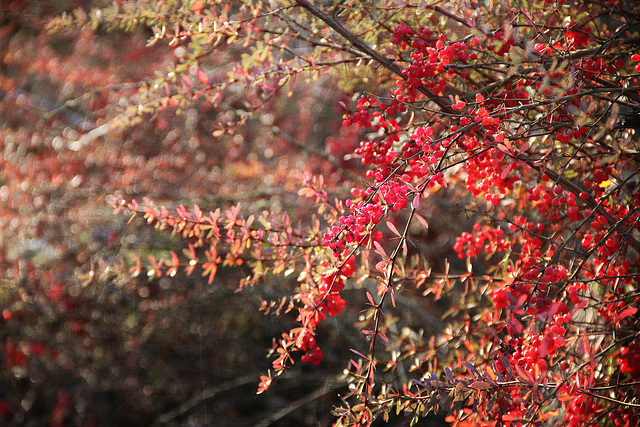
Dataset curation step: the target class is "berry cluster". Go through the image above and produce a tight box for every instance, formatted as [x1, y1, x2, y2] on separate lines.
[565, 22, 592, 48]
[564, 391, 602, 427]
[454, 223, 512, 259]
[620, 341, 640, 375]
[633, 53, 640, 72]
[293, 258, 355, 366]
[395, 30, 478, 95]
[323, 201, 384, 254]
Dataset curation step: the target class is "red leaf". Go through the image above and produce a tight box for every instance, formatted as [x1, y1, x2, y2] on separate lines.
[379, 332, 389, 344]
[579, 334, 591, 356]
[182, 75, 192, 92]
[375, 260, 388, 272]
[366, 291, 376, 306]
[614, 307, 637, 323]
[412, 194, 420, 209]
[500, 162, 514, 180]
[386, 220, 401, 237]
[373, 240, 387, 258]
[414, 213, 429, 230]
[350, 348, 367, 359]
[197, 68, 209, 85]
[514, 364, 534, 385]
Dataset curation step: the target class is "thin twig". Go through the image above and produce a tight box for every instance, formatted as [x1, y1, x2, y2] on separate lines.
[154, 375, 256, 424]
[251, 381, 344, 427]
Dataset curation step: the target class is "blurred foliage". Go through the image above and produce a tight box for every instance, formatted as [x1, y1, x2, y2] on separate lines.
[0, 0, 451, 425]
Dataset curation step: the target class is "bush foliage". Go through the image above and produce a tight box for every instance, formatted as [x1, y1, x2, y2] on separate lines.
[2, 0, 640, 426]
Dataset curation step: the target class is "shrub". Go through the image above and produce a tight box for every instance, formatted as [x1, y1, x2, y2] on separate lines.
[2, 0, 639, 425]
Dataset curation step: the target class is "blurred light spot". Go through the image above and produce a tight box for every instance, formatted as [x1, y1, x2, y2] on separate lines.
[70, 175, 83, 188]
[52, 136, 65, 151]
[175, 46, 186, 58]
[261, 113, 274, 126]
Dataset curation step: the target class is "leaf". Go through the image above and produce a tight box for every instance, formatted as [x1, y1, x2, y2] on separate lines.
[517, 141, 530, 155]
[487, 326, 501, 342]
[396, 400, 405, 415]
[376, 260, 389, 272]
[211, 91, 222, 104]
[386, 220, 401, 237]
[412, 379, 427, 388]
[373, 240, 387, 258]
[579, 333, 591, 356]
[378, 332, 389, 344]
[500, 162, 514, 180]
[445, 367, 454, 382]
[514, 364, 534, 386]
[203, 263, 218, 284]
[496, 141, 515, 156]
[541, 409, 560, 420]
[366, 291, 376, 306]
[614, 306, 637, 323]
[502, 413, 522, 422]
[574, 299, 589, 311]
[412, 194, 420, 209]
[486, 392, 497, 413]
[350, 348, 367, 359]
[422, 394, 436, 414]
[499, 355, 514, 378]
[470, 381, 492, 390]
[414, 213, 429, 230]
[182, 75, 192, 92]
[197, 68, 209, 85]
[464, 362, 481, 378]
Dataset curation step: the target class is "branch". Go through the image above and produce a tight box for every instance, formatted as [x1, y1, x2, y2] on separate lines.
[294, 0, 454, 114]
[521, 160, 640, 255]
[578, 389, 640, 408]
[251, 380, 344, 427]
[155, 375, 256, 424]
